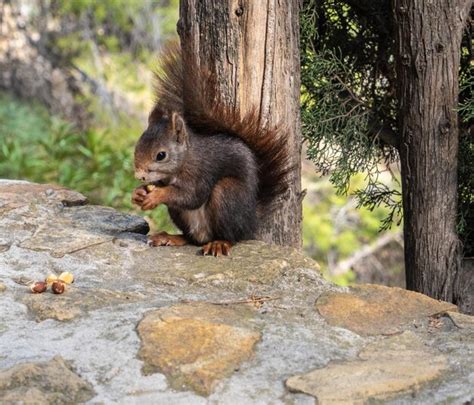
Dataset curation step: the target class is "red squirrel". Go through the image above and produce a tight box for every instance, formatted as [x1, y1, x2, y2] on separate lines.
[132, 46, 289, 256]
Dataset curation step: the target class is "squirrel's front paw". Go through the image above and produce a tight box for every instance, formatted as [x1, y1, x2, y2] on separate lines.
[132, 186, 147, 206]
[141, 191, 162, 210]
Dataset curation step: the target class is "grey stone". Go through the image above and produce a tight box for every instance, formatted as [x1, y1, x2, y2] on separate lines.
[0, 180, 473, 404]
[0, 180, 148, 257]
[0, 356, 94, 404]
[444, 311, 474, 329]
[286, 331, 448, 403]
[21, 286, 146, 321]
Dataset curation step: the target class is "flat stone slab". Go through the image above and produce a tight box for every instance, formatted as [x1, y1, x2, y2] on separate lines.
[286, 331, 448, 403]
[18, 205, 149, 257]
[0, 179, 148, 257]
[138, 302, 261, 396]
[0, 356, 95, 403]
[316, 284, 457, 336]
[0, 180, 88, 209]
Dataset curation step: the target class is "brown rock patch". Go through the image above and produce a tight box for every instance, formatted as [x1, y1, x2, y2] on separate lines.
[0, 356, 95, 403]
[316, 284, 457, 336]
[137, 302, 261, 396]
[286, 331, 448, 403]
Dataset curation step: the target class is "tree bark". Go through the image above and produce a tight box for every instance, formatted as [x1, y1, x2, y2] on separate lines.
[393, 0, 472, 304]
[178, 0, 303, 247]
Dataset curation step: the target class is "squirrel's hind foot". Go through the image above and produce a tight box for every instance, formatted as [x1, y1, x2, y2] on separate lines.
[148, 232, 188, 247]
[202, 240, 232, 257]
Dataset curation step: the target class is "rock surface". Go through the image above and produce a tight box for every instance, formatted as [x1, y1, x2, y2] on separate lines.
[22, 287, 145, 322]
[0, 356, 95, 403]
[286, 331, 448, 403]
[1, 180, 473, 404]
[315, 284, 457, 336]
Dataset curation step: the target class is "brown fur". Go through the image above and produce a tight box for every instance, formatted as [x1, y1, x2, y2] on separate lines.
[133, 44, 290, 249]
[151, 44, 290, 207]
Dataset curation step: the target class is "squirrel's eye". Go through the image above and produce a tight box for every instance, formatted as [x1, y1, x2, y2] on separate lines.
[156, 151, 167, 161]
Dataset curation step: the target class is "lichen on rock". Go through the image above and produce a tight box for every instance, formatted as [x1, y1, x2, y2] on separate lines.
[137, 302, 261, 396]
[315, 284, 457, 336]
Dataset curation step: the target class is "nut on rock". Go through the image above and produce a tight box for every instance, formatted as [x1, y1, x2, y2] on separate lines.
[30, 281, 47, 294]
[58, 272, 74, 284]
[47, 272, 74, 286]
[46, 274, 57, 286]
[52, 280, 66, 294]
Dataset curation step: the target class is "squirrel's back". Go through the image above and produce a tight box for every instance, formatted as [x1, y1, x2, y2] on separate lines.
[150, 44, 289, 208]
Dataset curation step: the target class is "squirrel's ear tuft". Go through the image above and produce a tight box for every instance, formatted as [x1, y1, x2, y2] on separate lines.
[148, 106, 167, 125]
[171, 111, 187, 143]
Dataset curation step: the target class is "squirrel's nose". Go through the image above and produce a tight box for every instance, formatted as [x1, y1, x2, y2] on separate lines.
[134, 171, 147, 182]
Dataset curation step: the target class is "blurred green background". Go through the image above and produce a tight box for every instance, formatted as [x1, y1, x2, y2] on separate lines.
[0, 0, 404, 286]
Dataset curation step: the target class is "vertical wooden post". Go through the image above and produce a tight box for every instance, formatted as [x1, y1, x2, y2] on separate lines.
[393, 0, 471, 303]
[178, 0, 303, 247]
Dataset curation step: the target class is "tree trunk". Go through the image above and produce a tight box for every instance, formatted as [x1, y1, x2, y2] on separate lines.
[393, 0, 471, 304]
[178, 0, 303, 247]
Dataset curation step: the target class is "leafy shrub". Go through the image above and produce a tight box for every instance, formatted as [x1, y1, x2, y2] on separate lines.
[0, 91, 174, 232]
[302, 172, 400, 284]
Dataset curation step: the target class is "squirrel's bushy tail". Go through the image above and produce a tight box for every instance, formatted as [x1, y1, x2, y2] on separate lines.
[151, 44, 290, 207]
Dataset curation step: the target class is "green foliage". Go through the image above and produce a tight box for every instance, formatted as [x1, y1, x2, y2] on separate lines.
[301, 0, 473, 254]
[0, 1, 181, 234]
[0, 2, 184, 237]
[74, 51, 154, 117]
[155, 0, 180, 41]
[0, 92, 174, 232]
[330, 270, 356, 287]
[300, 1, 406, 282]
[301, 2, 401, 230]
[458, 68, 474, 254]
[302, 173, 400, 284]
[49, 0, 179, 61]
